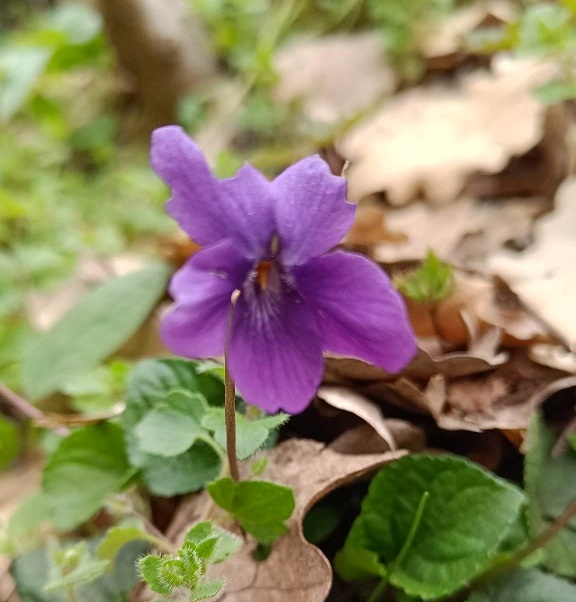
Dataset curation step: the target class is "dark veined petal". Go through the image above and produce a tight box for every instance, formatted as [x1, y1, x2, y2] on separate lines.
[272, 155, 355, 266]
[293, 251, 417, 373]
[228, 287, 324, 414]
[161, 241, 251, 358]
[151, 126, 276, 259]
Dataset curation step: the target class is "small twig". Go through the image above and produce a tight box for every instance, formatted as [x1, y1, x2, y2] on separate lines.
[0, 382, 69, 436]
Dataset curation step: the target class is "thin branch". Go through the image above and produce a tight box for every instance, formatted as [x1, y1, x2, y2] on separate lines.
[0, 382, 69, 436]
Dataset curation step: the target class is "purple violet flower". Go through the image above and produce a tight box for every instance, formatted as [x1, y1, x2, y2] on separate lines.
[152, 126, 416, 414]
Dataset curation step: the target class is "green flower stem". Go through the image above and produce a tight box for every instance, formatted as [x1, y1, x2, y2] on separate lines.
[367, 491, 430, 602]
[393, 491, 430, 570]
[366, 575, 389, 602]
[471, 493, 576, 588]
[66, 586, 79, 602]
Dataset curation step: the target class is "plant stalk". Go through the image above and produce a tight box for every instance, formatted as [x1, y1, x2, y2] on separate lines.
[224, 362, 240, 481]
[224, 292, 240, 481]
[366, 576, 389, 602]
[471, 493, 576, 588]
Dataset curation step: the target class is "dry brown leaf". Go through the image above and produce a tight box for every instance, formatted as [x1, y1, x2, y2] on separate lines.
[420, 1, 516, 60]
[530, 344, 576, 373]
[155, 439, 405, 602]
[420, 351, 569, 431]
[344, 202, 407, 249]
[489, 177, 576, 351]
[274, 33, 396, 124]
[325, 344, 506, 389]
[339, 56, 553, 204]
[329, 422, 426, 455]
[318, 386, 398, 449]
[362, 197, 547, 265]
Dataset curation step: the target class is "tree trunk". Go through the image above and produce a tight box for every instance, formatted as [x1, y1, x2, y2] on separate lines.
[96, 0, 217, 138]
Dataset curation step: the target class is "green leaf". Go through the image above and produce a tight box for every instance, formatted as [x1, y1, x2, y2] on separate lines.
[0, 413, 21, 470]
[344, 454, 526, 600]
[0, 46, 50, 122]
[42, 423, 134, 530]
[516, 3, 572, 54]
[202, 409, 288, 460]
[466, 568, 576, 601]
[135, 406, 201, 457]
[534, 80, 576, 104]
[190, 579, 225, 601]
[207, 478, 295, 544]
[45, 558, 110, 591]
[2, 492, 51, 555]
[525, 414, 576, 577]
[124, 361, 222, 495]
[184, 521, 242, 563]
[97, 520, 153, 561]
[334, 545, 388, 581]
[22, 263, 171, 401]
[396, 249, 454, 304]
[303, 497, 345, 546]
[139, 440, 222, 497]
[12, 540, 146, 602]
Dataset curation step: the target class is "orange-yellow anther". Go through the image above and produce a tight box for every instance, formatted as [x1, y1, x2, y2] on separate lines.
[256, 260, 273, 290]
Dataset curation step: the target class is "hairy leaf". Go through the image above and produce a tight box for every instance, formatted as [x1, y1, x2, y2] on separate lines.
[22, 263, 171, 400]
[42, 423, 134, 529]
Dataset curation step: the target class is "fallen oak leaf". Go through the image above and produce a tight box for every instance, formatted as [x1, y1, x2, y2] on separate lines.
[339, 55, 553, 204]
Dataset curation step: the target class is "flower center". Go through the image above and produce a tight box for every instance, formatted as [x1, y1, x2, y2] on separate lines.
[256, 260, 273, 290]
[251, 234, 282, 295]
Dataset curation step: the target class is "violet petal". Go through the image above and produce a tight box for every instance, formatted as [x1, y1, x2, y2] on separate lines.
[293, 251, 417, 373]
[151, 126, 276, 258]
[161, 241, 251, 358]
[228, 287, 324, 413]
[272, 155, 355, 265]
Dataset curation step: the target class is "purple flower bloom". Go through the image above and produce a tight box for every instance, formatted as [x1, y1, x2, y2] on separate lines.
[152, 126, 416, 414]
